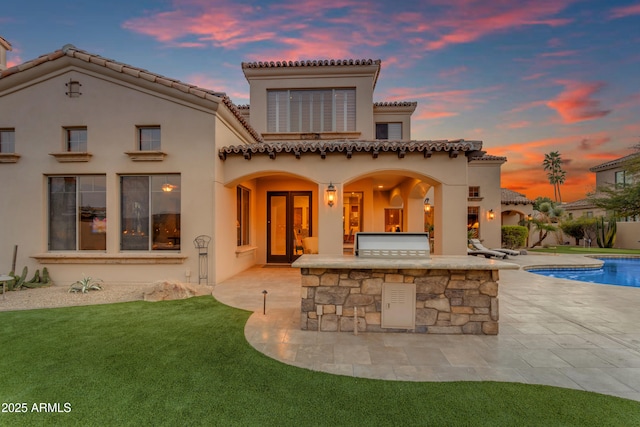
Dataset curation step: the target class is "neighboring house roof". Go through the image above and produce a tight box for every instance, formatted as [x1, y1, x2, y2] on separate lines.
[219, 139, 482, 160]
[0, 36, 12, 51]
[501, 188, 534, 205]
[562, 198, 596, 210]
[589, 152, 640, 172]
[0, 44, 263, 143]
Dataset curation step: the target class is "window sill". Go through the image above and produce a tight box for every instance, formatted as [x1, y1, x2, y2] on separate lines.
[32, 253, 187, 264]
[0, 153, 21, 163]
[125, 150, 167, 161]
[235, 246, 257, 257]
[468, 197, 483, 202]
[49, 152, 92, 162]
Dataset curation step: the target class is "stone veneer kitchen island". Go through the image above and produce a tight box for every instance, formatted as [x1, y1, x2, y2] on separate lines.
[291, 255, 519, 335]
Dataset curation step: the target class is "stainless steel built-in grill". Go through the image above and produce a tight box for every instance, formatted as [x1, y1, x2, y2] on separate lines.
[354, 232, 430, 258]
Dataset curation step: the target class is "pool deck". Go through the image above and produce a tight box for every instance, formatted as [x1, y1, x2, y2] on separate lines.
[213, 253, 640, 402]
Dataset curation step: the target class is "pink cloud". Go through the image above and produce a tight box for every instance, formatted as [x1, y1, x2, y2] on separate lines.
[498, 121, 531, 129]
[609, 3, 640, 19]
[539, 50, 578, 58]
[438, 66, 468, 79]
[521, 73, 546, 81]
[546, 80, 611, 123]
[421, 1, 574, 51]
[121, 0, 576, 62]
[415, 110, 458, 120]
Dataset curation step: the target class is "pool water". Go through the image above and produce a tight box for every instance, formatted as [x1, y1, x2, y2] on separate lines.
[530, 258, 640, 288]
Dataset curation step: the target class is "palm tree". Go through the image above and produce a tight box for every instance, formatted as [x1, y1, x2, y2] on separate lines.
[543, 151, 566, 203]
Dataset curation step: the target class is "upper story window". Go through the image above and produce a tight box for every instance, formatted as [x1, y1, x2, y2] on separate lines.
[376, 123, 402, 140]
[0, 129, 15, 153]
[65, 128, 87, 152]
[139, 126, 161, 151]
[267, 89, 355, 133]
[615, 170, 629, 188]
[469, 186, 480, 198]
[48, 175, 106, 251]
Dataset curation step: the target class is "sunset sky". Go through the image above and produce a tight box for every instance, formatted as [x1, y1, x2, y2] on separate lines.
[3, 0, 639, 202]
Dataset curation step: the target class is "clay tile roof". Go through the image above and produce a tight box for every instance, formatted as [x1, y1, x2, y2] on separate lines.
[501, 188, 534, 205]
[373, 101, 417, 107]
[219, 139, 483, 160]
[241, 58, 381, 69]
[0, 36, 12, 51]
[0, 44, 262, 143]
[469, 152, 507, 162]
[589, 152, 640, 172]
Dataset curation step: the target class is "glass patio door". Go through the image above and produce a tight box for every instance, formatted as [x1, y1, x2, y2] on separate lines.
[267, 191, 311, 263]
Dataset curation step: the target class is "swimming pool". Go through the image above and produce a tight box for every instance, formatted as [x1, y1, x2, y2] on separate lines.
[529, 258, 640, 288]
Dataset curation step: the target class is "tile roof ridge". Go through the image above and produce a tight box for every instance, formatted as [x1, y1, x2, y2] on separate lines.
[374, 101, 417, 107]
[241, 58, 381, 69]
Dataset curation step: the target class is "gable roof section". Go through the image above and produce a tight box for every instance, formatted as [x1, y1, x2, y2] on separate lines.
[501, 188, 533, 205]
[219, 139, 482, 160]
[0, 36, 11, 51]
[589, 152, 640, 172]
[0, 44, 263, 143]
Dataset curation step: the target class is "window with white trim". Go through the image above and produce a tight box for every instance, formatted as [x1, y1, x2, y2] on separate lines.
[267, 89, 355, 133]
[138, 126, 161, 151]
[0, 129, 15, 153]
[376, 123, 402, 140]
[65, 127, 87, 152]
[121, 174, 181, 251]
[48, 175, 106, 251]
[237, 186, 250, 246]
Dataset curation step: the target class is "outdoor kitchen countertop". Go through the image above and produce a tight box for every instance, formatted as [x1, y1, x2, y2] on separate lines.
[291, 254, 520, 270]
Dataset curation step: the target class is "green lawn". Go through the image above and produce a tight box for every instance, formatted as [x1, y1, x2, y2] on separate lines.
[530, 246, 640, 255]
[1, 297, 639, 426]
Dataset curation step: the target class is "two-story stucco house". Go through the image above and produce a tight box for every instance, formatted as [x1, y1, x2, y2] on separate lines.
[0, 43, 506, 285]
[561, 152, 640, 249]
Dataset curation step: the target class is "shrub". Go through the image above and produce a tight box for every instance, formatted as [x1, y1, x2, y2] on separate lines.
[501, 225, 528, 249]
[69, 275, 103, 293]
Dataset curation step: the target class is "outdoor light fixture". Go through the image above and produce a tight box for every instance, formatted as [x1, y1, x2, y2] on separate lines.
[488, 209, 495, 220]
[424, 197, 431, 213]
[326, 182, 336, 207]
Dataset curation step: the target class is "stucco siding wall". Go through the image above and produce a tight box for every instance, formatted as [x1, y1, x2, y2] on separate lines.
[0, 68, 224, 285]
[467, 162, 502, 249]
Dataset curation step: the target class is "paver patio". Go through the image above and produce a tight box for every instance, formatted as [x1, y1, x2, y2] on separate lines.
[213, 254, 640, 402]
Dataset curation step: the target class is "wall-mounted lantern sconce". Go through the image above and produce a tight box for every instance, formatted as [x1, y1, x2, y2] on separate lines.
[526, 214, 533, 221]
[488, 209, 495, 220]
[326, 182, 336, 207]
[423, 197, 431, 213]
[65, 79, 82, 97]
